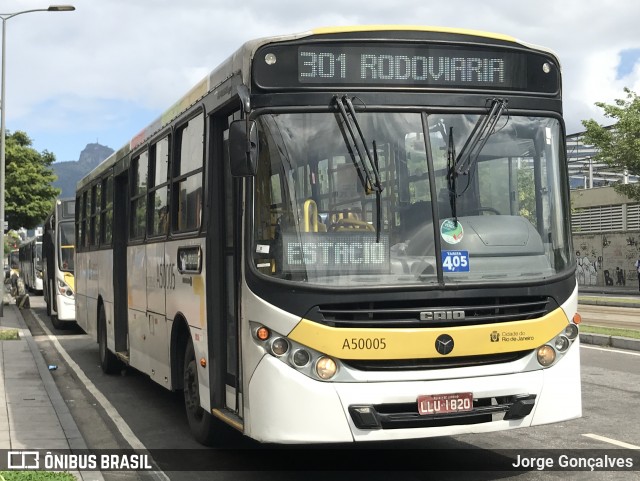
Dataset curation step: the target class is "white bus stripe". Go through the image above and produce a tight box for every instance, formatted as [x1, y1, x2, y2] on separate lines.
[33, 312, 171, 481]
[582, 433, 640, 449]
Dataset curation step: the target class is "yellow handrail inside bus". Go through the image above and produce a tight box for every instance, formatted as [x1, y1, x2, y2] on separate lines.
[303, 199, 319, 233]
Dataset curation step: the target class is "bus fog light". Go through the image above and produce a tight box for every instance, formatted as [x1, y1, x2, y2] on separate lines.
[564, 323, 579, 340]
[537, 345, 556, 367]
[271, 338, 289, 356]
[292, 349, 310, 367]
[315, 356, 337, 380]
[554, 336, 570, 352]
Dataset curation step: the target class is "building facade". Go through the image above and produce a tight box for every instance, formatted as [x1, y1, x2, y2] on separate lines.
[568, 128, 640, 288]
[571, 187, 640, 288]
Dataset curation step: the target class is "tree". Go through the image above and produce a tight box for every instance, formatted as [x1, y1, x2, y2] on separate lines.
[581, 87, 640, 201]
[3, 230, 20, 257]
[5, 131, 61, 229]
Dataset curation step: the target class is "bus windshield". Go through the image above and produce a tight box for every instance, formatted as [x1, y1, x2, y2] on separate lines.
[35, 244, 43, 270]
[59, 222, 75, 272]
[252, 110, 571, 287]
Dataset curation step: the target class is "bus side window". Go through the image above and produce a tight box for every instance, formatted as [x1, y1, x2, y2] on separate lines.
[173, 113, 204, 232]
[130, 151, 148, 240]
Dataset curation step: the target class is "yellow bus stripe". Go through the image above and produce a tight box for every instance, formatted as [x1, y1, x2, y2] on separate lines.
[288, 308, 569, 360]
[63, 272, 75, 292]
[310, 25, 517, 43]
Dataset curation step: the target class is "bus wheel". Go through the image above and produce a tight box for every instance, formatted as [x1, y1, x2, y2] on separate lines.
[183, 337, 217, 446]
[99, 307, 121, 374]
[51, 315, 64, 330]
[45, 284, 51, 317]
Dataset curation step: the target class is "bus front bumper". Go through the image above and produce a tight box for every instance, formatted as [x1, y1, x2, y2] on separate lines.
[245, 340, 581, 444]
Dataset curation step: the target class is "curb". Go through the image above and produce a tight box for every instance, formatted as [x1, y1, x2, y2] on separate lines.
[580, 332, 640, 351]
[13, 305, 105, 481]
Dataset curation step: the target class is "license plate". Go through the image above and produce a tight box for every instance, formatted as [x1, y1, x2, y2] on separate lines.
[417, 392, 473, 415]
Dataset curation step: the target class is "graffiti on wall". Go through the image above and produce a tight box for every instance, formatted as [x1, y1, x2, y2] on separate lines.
[574, 233, 640, 288]
[576, 250, 600, 286]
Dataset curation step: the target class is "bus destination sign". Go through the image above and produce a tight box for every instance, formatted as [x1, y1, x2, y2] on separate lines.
[253, 43, 558, 93]
[299, 46, 515, 87]
[282, 232, 390, 274]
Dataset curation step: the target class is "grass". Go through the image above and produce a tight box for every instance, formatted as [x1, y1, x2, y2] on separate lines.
[578, 296, 640, 307]
[580, 325, 640, 340]
[0, 473, 77, 481]
[0, 328, 19, 340]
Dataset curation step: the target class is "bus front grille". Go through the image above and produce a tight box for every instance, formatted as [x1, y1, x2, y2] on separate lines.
[313, 296, 552, 328]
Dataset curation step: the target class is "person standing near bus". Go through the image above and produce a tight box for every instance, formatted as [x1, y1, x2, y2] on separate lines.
[636, 257, 640, 291]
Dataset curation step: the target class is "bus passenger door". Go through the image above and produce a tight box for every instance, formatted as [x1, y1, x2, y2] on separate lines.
[113, 172, 129, 356]
[208, 110, 241, 419]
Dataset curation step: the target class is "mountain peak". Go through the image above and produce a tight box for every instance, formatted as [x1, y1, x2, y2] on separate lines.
[79, 142, 114, 166]
[52, 143, 114, 197]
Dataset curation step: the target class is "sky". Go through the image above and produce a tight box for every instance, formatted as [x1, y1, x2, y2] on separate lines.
[2, 0, 640, 163]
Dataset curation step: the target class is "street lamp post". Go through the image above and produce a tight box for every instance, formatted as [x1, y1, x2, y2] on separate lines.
[0, 5, 75, 317]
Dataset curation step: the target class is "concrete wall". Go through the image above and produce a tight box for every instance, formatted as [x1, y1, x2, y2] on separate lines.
[574, 232, 640, 288]
[571, 186, 630, 208]
[571, 186, 640, 288]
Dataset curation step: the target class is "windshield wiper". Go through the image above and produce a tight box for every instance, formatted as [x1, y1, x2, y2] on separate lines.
[454, 98, 508, 176]
[446, 126, 458, 225]
[334, 95, 384, 194]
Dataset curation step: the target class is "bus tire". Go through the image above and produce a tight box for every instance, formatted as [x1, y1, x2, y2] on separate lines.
[183, 337, 218, 446]
[51, 314, 65, 330]
[45, 290, 51, 317]
[99, 307, 121, 374]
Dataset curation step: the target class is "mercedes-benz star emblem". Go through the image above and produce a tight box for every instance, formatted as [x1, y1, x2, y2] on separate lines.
[435, 334, 454, 355]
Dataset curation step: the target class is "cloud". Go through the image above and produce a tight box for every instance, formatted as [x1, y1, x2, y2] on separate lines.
[3, 0, 640, 160]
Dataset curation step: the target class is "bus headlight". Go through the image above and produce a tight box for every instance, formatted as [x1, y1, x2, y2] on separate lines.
[537, 345, 556, 367]
[250, 322, 343, 382]
[564, 323, 579, 340]
[536, 321, 579, 368]
[315, 356, 338, 380]
[271, 338, 289, 356]
[57, 279, 74, 298]
[536, 322, 579, 368]
[292, 349, 310, 367]
[554, 336, 570, 352]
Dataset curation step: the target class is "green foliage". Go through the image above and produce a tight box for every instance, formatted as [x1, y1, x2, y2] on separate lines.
[581, 87, 640, 201]
[0, 328, 19, 340]
[5, 131, 61, 230]
[516, 166, 536, 225]
[580, 325, 640, 340]
[0, 472, 77, 481]
[3, 230, 21, 256]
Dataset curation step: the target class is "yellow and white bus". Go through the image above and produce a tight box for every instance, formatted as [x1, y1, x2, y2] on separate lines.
[18, 235, 43, 293]
[43, 198, 76, 329]
[75, 26, 581, 445]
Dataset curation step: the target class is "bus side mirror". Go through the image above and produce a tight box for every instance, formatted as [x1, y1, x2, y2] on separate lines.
[229, 120, 258, 177]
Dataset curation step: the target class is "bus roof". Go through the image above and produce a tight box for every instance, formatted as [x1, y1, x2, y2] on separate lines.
[77, 25, 559, 191]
